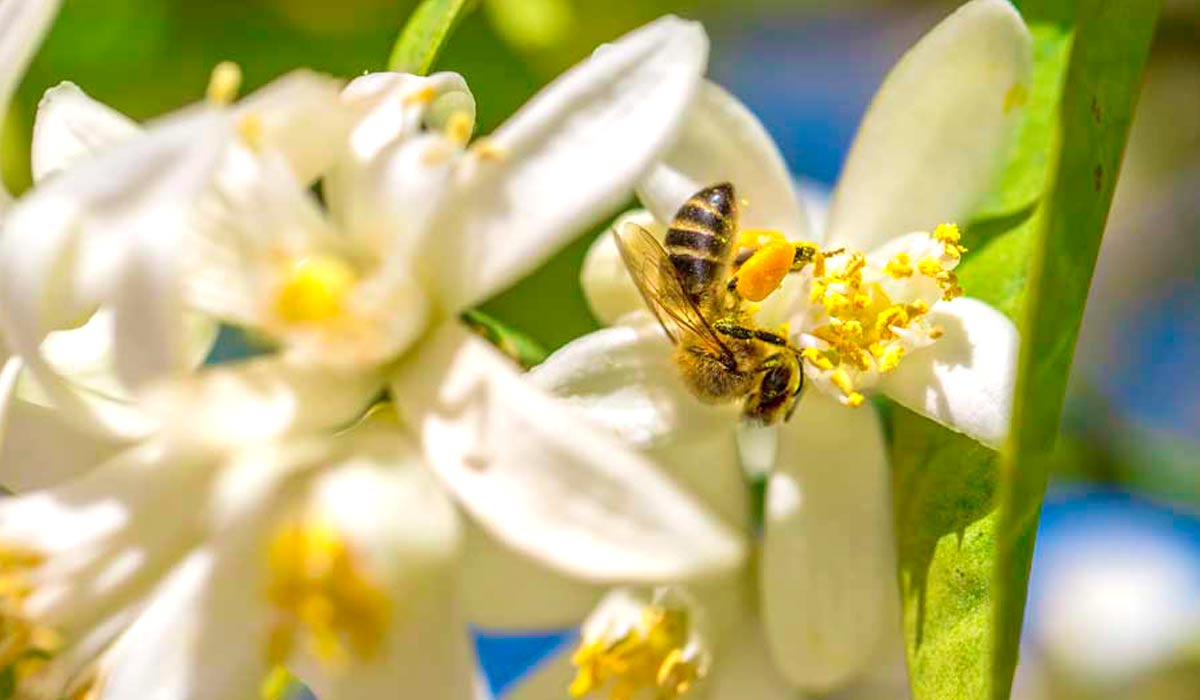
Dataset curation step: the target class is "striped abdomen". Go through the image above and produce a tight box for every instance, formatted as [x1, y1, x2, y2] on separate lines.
[664, 183, 739, 306]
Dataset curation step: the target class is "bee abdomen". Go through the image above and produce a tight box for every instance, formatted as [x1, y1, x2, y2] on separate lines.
[666, 183, 738, 301]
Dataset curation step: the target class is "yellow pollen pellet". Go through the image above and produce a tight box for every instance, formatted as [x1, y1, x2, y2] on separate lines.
[736, 240, 794, 301]
[736, 229, 787, 249]
[274, 256, 358, 325]
[207, 61, 243, 105]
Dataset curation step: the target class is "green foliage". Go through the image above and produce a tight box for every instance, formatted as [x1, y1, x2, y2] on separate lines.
[388, 0, 479, 74]
[893, 2, 1161, 699]
[461, 309, 549, 368]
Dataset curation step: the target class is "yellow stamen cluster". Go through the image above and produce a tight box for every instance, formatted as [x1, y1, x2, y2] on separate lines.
[800, 224, 966, 406]
[570, 606, 704, 700]
[265, 515, 391, 669]
[0, 545, 61, 689]
[273, 255, 359, 326]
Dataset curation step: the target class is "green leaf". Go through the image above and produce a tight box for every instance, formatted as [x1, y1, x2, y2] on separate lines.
[387, 0, 478, 75]
[461, 309, 549, 369]
[992, 2, 1160, 698]
[893, 1, 1160, 699]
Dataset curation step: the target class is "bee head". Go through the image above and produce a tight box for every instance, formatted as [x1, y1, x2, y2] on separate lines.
[742, 359, 802, 425]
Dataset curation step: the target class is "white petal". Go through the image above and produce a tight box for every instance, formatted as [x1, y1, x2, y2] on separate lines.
[338, 71, 474, 165]
[233, 70, 352, 184]
[390, 320, 746, 583]
[760, 390, 897, 691]
[503, 644, 579, 700]
[825, 0, 1033, 251]
[464, 323, 750, 630]
[879, 295, 1017, 448]
[0, 0, 62, 206]
[705, 619, 801, 700]
[428, 15, 709, 310]
[32, 82, 139, 181]
[579, 209, 665, 326]
[0, 393, 123, 491]
[0, 109, 230, 437]
[299, 447, 473, 700]
[638, 80, 809, 237]
[530, 323, 746, 527]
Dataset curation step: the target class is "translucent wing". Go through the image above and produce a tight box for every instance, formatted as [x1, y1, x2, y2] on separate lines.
[612, 223, 733, 361]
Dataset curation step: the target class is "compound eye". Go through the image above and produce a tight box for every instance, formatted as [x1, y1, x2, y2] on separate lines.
[761, 366, 791, 398]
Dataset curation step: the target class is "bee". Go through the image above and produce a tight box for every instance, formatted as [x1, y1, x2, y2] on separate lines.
[614, 182, 808, 425]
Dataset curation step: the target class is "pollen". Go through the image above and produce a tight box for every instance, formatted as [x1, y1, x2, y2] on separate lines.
[273, 255, 358, 325]
[403, 85, 438, 106]
[207, 61, 243, 106]
[735, 228, 787, 250]
[798, 224, 967, 405]
[736, 240, 794, 302]
[570, 592, 708, 700]
[0, 544, 61, 690]
[265, 514, 391, 669]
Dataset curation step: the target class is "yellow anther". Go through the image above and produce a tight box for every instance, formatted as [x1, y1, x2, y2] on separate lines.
[445, 110, 473, 146]
[801, 347, 833, 371]
[917, 257, 944, 277]
[736, 240, 794, 302]
[238, 114, 264, 152]
[207, 61, 243, 106]
[403, 85, 438, 106]
[930, 326, 945, 340]
[885, 252, 914, 278]
[265, 514, 391, 669]
[845, 392, 866, 407]
[830, 368, 855, 396]
[274, 255, 358, 325]
[0, 544, 60, 689]
[878, 345, 905, 373]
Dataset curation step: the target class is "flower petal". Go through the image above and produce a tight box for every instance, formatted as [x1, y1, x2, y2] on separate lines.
[463, 323, 749, 630]
[579, 209, 665, 326]
[0, 109, 231, 437]
[638, 80, 809, 237]
[0, 393, 123, 491]
[759, 390, 897, 691]
[390, 320, 745, 583]
[31, 82, 139, 181]
[428, 15, 709, 310]
[232, 70, 352, 184]
[705, 619, 798, 700]
[0, 0, 62, 206]
[879, 295, 1017, 448]
[824, 0, 1033, 251]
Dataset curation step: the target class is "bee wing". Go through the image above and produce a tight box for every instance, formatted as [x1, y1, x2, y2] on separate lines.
[612, 223, 733, 359]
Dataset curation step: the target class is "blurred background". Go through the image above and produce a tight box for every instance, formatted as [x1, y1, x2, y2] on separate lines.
[4, 0, 1196, 697]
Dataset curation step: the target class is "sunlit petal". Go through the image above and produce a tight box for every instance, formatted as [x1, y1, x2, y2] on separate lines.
[0, 0, 62, 206]
[760, 390, 897, 691]
[429, 15, 709, 310]
[390, 321, 746, 583]
[879, 296, 1017, 448]
[31, 82, 139, 181]
[825, 0, 1033, 251]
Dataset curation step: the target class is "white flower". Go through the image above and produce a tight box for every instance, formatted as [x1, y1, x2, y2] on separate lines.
[508, 0, 1032, 695]
[0, 11, 746, 646]
[0, 363, 481, 699]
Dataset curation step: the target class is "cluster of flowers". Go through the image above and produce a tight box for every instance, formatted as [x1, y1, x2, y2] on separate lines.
[0, 0, 1030, 697]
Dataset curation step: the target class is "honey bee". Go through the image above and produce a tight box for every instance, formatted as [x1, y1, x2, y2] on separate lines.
[614, 182, 808, 425]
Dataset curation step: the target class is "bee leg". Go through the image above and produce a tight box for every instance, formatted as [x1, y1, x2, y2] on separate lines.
[712, 319, 803, 357]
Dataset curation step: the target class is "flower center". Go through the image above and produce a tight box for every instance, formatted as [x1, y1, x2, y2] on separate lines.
[799, 223, 966, 406]
[570, 589, 708, 699]
[0, 545, 62, 689]
[273, 255, 360, 326]
[264, 514, 391, 669]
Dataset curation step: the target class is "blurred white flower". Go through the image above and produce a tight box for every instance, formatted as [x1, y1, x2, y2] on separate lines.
[522, 0, 1032, 695]
[0, 10, 748, 676]
[0, 365, 479, 699]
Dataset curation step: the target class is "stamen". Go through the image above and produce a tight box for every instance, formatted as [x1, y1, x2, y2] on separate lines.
[0, 544, 61, 691]
[444, 110, 474, 146]
[273, 255, 358, 325]
[207, 61, 243, 106]
[265, 514, 391, 670]
[403, 85, 438, 106]
[569, 589, 708, 700]
[238, 114, 265, 152]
